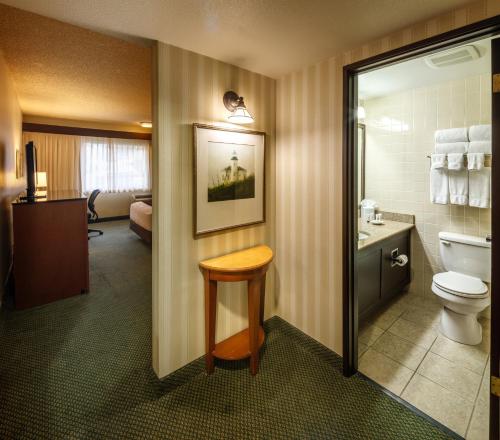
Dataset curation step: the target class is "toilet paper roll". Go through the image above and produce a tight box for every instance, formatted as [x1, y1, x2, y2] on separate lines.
[393, 254, 408, 267]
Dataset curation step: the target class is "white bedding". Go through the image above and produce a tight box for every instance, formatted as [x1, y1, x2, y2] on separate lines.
[130, 201, 152, 231]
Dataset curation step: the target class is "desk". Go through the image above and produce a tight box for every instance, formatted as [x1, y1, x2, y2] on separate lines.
[13, 190, 89, 309]
[199, 245, 273, 375]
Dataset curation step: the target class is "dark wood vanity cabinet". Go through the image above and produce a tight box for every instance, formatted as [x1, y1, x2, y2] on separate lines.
[381, 233, 411, 301]
[358, 230, 411, 320]
[358, 246, 381, 317]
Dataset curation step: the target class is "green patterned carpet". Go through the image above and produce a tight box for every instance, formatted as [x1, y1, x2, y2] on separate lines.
[0, 221, 454, 439]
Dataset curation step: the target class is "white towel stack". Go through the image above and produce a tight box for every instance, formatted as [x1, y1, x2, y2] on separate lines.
[468, 125, 491, 208]
[430, 126, 491, 208]
[469, 141, 491, 154]
[434, 142, 468, 154]
[435, 127, 468, 144]
[432, 128, 469, 205]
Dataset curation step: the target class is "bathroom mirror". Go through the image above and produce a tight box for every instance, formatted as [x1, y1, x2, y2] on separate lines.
[357, 123, 366, 206]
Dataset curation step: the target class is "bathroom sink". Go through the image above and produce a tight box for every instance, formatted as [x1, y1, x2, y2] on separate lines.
[358, 231, 370, 241]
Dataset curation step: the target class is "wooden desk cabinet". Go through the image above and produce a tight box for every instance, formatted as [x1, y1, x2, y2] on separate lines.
[13, 191, 89, 309]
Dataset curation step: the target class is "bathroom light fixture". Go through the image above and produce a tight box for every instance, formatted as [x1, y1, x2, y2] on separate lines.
[140, 121, 153, 128]
[223, 91, 254, 124]
[357, 106, 366, 120]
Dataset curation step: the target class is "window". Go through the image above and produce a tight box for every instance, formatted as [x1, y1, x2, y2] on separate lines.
[80, 137, 151, 193]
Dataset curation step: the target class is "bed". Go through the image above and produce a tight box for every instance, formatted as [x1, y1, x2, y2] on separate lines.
[130, 198, 152, 244]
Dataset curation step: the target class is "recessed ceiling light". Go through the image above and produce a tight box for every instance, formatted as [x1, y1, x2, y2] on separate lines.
[140, 121, 152, 128]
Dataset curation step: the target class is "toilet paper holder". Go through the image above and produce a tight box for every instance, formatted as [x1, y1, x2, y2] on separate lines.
[390, 248, 408, 268]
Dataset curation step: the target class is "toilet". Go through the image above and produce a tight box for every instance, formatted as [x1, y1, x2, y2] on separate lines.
[431, 231, 490, 345]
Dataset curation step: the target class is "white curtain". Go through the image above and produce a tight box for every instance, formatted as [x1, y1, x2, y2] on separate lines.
[80, 137, 151, 194]
[22, 132, 81, 191]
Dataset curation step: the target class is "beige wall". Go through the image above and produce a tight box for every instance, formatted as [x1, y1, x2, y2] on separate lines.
[276, 59, 343, 350]
[153, 42, 276, 377]
[364, 73, 491, 299]
[275, 0, 498, 356]
[0, 51, 24, 297]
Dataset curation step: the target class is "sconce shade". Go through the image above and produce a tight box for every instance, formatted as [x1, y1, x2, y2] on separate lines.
[228, 106, 254, 124]
[36, 171, 47, 188]
[223, 90, 254, 124]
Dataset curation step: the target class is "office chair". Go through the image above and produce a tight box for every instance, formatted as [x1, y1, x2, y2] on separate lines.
[88, 189, 103, 238]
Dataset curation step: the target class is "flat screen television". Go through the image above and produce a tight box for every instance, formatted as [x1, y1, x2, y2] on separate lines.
[25, 141, 37, 201]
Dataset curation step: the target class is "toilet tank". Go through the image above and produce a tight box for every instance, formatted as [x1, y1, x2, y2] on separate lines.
[439, 232, 491, 282]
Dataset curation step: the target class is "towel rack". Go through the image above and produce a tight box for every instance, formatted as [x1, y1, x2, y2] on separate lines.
[426, 153, 492, 167]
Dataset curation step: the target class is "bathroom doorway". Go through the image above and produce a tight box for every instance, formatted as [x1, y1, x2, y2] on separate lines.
[342, 17, 500, 440]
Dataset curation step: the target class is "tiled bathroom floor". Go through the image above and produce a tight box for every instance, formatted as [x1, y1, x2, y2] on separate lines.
[358, 294, 490, 439]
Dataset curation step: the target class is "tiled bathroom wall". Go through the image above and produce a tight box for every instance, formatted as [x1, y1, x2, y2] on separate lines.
[363, 73, 491, 298]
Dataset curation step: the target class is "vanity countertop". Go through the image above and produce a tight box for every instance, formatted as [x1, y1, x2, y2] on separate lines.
[358, 219, 414, 250]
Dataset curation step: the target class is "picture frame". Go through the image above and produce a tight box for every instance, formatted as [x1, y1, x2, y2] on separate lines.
[15, 148, 23, 179]
[193, 123, 266, 238]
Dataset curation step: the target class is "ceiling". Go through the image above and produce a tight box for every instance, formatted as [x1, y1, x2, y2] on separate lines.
[359, 38, 492, 100]
[0, 4, 151, 129]
[0, 0, 474, 79]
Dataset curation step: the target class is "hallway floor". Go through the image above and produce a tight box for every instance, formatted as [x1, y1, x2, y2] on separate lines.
[359, 293, 490, 439]
[1, 221, 455, 439]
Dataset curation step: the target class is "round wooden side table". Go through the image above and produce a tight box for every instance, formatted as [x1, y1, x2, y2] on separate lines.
[199, 245, 273, 376]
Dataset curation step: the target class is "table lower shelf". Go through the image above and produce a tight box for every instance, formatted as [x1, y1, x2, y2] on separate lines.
[212, 326, 265, 361]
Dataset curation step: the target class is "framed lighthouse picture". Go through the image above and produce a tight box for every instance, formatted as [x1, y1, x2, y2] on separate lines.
[193, 124, 266, 238]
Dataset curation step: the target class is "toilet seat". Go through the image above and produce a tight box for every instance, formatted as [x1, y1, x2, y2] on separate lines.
[433, 271, 488, 299]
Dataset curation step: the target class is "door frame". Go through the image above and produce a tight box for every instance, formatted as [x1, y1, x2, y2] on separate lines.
[342, 14, 500, 439]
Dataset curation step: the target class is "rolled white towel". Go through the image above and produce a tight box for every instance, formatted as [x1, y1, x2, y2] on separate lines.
[467, 153, 484, 171]
[435, 127, 468, 144]
[435, 142, 468, 154]
[447, 153, 464, 170]
[469, 140, 491, 154]
[469, 124, 491, 142]
[430, 153, 446, 169]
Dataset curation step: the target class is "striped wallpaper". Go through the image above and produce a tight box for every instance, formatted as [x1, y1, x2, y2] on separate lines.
[153, 0, 499, 377]
[153, 43, 276, 377]
[274, 0, 499, 356]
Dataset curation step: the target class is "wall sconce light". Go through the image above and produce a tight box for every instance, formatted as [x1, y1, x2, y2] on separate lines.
[223, 91, 254, 124]
[140, 121, 153, 128]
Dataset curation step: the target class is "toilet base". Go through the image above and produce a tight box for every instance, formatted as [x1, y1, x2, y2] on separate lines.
[439, 306, 482, 345]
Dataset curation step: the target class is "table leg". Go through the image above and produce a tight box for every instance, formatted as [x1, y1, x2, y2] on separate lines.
[259, 273, 266, 326]
[204, 271, 217, 374]
[248, 276, 262, 375]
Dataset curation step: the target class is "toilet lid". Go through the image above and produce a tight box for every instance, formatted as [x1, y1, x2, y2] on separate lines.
[433, 271, 488, 298]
